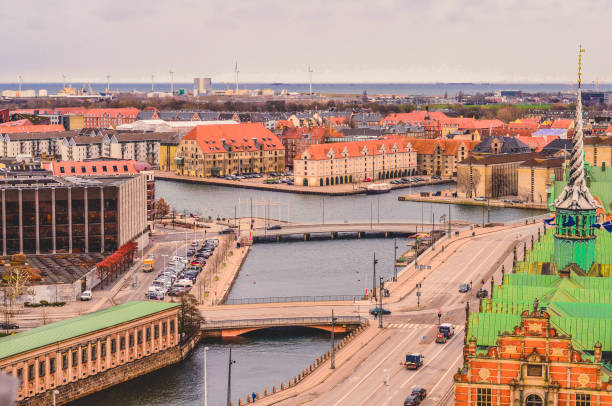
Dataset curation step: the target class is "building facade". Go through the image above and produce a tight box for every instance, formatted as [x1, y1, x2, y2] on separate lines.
[294, 138, 417, 187]
[83, 108, 139, 129]
[175, 123, 285, 177]
[0, 302, 179, 405]
[406, 139, 478, 177]
[517, 158, 564, 204]
[0, 174, 147, 255]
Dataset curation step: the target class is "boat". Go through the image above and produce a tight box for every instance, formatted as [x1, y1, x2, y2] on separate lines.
[365, 183, 391, 195]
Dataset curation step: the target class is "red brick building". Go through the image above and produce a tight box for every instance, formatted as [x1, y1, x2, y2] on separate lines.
[455, 309, 612, 406]
[278, 126, 338, 167]
[83, 108, 139, 129]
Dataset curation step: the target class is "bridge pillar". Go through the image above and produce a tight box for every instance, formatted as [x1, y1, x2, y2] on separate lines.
[305, 233, 309, 241]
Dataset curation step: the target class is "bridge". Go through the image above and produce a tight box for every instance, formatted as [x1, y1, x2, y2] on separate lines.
[201, 316, 365, 337]
[252, 221, 462, 243]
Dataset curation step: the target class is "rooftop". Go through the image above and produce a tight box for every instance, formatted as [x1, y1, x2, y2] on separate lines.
[0, 301, 179, 360]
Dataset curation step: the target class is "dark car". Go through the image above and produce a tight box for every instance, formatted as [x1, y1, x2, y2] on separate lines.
[476, 288, 488, 298]
[267, 224, 282, 230]
[459, 283, 470, 293]
[0, 322, 19, 330]
[404, 394, 420, 406]
[411, 387, 427, 401]
[369, 307, 391, 316]
[220, 228, 234, 234]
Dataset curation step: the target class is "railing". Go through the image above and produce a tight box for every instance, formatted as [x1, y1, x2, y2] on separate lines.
[224, 295, 364, 305]
[202, 316, 365, 330]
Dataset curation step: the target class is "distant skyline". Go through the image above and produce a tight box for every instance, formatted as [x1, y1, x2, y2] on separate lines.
[2, 0, 611, 84]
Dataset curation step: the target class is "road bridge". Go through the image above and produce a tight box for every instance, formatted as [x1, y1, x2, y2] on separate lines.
[201, 316, 365, 337]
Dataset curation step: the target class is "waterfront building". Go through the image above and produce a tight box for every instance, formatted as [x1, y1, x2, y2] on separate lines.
[0, 173, 148, 255]
[405, 138, 478, 177]
[279, 126, 338, 168]
[0, 301, 180, 406]
[293, 137, 417, 187]
[175, 123, 285, 176]
[83, 108, 139, 129]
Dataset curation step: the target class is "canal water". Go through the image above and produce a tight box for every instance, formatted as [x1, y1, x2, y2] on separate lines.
[229, 238, 407, 299]
[157, 180, 544, 225]
[68, 330, 339, 406]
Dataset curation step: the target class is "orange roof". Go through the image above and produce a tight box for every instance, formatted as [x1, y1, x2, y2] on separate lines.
[0, 119, 33, 126]
[328, 116, 347, 125]
[383, 111, 448, 124]
[183, 123, 284, 154]
[0, 124, 65, 134]
[402, 138, 479, 155]
[551, 119, 574, 129]
[46, 160, 140, 176]
[275, 120, 294, 129]
[516, 135, 560, 152]
[54, 107, 88, 115]
[83, 108, 139, 118]
[301, 137, 414, 160]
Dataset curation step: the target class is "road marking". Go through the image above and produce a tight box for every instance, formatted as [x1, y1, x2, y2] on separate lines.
[427, 351, 463, 396]
[332, 330, 419, 406]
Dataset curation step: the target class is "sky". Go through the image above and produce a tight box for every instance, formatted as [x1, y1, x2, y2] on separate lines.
[2, 0, 611, 84]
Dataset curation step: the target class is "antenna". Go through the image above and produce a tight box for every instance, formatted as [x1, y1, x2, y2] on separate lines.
[169, 69, 175, 94]
[234, 61, 239, 91]
[151, 74, 155, 92]
[106, 74, 111, 93]
[308, 65, 313, 96]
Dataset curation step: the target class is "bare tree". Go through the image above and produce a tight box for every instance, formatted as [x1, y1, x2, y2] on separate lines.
[1, 266, 31, 329]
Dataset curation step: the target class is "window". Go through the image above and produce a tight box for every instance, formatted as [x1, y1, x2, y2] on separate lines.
[71, 350, 78, 367]
[576, 394, 590, 406]
[91, 344, 97, 360]
[59, 167, 65, 174]
[49, 358, 56, 373]
[526, 364, 542, 377]
[38, 360, 45, 377]
[154, 325, 159, 339]
[70, 166, 76, 173]
[102, 166, 108, 172]
[81, 348, 87, 364]
[146, 327, 151, 341]
[123, 165, 128, 171]
[110, 339, 116, 354]
[162, 322, 167, 336]
[170, 320, 175, 333]
[112, 165, 118, 172]
[28, 364, 34, 381]
[92, 166, 97, 173]
[137, 331, 142, 344]
[120, 337, 125, 350]
[526, 394, 543, 406]
[476, 388, 491, 406]
[62, 353, 68, 370]
[101, 342, 106, 357]
[81, 166, 86, 173]
[129, 334, 134, 347]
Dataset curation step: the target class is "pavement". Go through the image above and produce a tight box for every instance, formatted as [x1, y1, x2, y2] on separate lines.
[244, 221, 541, 406]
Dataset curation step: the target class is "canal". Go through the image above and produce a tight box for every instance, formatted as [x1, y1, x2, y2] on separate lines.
[157, 180, 544, 225]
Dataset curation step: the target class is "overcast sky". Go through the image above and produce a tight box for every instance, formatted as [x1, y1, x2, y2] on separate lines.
[2, 0, 610, 84]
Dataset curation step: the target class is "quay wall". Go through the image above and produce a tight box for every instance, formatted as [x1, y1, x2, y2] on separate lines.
[17, 334, 201, 406]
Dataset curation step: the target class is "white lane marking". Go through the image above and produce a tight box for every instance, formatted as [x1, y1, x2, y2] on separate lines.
[332, 329, 420, 406]
[427, 351, 463, 395]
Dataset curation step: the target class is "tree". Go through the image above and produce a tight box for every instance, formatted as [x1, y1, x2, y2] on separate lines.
[1, 264, 31, 329]
[153, 198, 170, 219]
[178, 293, 204, 340]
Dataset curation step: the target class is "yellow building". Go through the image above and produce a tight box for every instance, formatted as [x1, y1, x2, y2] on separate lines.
[584, 136, 612, 168]
[294, 138, 417, 187]
[175, 123, 285, 176]
[159, 135, 181, 172]
[405, 139, 478, 177]
[517, 157, 564, 203]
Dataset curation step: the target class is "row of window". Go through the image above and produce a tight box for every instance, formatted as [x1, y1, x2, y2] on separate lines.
[476, 388, 590, 406]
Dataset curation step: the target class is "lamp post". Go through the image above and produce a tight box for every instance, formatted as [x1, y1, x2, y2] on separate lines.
[393, 238, 398, 282]
[226, 346, 236, 406]
[372, 253, 378, 300]
[204, 346, 210, 406]
[330, 309, 337, 369]
[379, 276, 384, 328]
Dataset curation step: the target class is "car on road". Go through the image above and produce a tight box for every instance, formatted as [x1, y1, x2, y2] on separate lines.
[80, 290, 92, 301]
[146, 287, 165, 300]
[511, 198, 523, 203]
[369, 307, 391, 316]
[411, 387, 427, 401]
[404, 394, 420, 405]
[0, 321, 19, 330]
[435, 332, 447, 343]
[363, 177, 372, 182]
[458, 283, 470, 293]
[476, 288, 488, 298]
[220, 227, 234, 234]
[267, 224, 282, 230]
[167, 286, 186, 297]
[186, 248, 196, 256]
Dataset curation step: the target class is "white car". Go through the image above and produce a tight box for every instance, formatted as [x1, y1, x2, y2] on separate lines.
[80, 290, 92, 301]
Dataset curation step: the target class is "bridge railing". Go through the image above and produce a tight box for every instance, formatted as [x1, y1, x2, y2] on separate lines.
[224, 295, 364, 305]
[202, 316, 365, 330]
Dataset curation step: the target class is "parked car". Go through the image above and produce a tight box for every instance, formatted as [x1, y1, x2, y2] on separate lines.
[459, 283, 471, 293]
[0, 322, 19, 330]
[167, 286, 186, 297]
[511, 198, 523, 203]
[146, 287, 165, 300]
[474, 196, 488, 201]
[186, 249, 196, 257]
[80, 290, 92, 301]
[363, 177, 372, 182]
[411, 387, 427, 401]
[369, 307, 391, 316]
[404, 394, 421, 406]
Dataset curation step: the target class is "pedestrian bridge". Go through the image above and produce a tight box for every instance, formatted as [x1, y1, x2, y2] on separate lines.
[201, 316, 365, 337]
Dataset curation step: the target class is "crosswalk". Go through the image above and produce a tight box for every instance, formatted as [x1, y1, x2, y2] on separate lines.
[386, 323, 432, 329]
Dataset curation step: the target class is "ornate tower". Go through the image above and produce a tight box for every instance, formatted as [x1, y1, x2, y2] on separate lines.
[553, 47, 600, 272]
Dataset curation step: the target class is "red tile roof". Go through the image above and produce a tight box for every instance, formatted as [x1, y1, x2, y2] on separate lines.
[83, 108, 139, 118]
[46, 160, 140, 176]
[550, 119, 574, 129]
[516, 135, 560, 152]
[383, 111, 448, 124]
[0, 124, 65, 133]
[183, 123, 284, 154]
[402, 138, 479, 155]
[301, 137, 414, 160]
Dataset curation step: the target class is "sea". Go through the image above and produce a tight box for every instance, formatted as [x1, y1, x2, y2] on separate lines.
[2, 82, 610, 97]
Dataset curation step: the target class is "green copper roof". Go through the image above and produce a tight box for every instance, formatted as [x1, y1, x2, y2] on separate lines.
[0, 301, 179, 360]
[550, 162, 612, 214]
[467, 312, 520, 346]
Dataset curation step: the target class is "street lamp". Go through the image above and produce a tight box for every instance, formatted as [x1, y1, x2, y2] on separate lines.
[226, 346, 236, 406]
[372, 253, 378, 300]
[330, 309, 337, 369]
[393, 238, 398, 282]
[204, 346, 210, 406]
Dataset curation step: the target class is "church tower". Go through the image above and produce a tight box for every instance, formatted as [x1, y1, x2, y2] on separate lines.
[553, 47, 600, 272]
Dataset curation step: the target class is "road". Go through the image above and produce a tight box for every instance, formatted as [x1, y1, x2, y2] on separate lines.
[252, 222, 539, 405]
